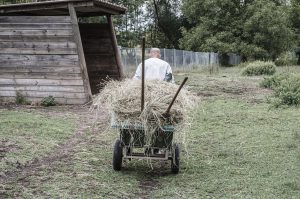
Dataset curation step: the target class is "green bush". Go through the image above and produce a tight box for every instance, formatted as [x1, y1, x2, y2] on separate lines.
[260, 73, 290, 89]
[273, 75, 300, 106]
[260, 74, 300, 106]
[15, 91, 29, 105]
[274, 51, 298, 66]
[41, 96, 56, 107]
[242, 61, 276, 76]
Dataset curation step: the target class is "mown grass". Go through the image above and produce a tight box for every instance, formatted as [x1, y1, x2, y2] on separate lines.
[0, 110, 75, 173]
[152, 99, 300, 198]
[1, 66, 300, 198]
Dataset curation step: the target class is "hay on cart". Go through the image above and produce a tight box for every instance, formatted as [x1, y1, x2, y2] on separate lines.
[92, 79, 195, 145]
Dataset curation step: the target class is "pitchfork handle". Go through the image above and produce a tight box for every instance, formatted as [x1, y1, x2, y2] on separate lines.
[165, 77, 188, 115]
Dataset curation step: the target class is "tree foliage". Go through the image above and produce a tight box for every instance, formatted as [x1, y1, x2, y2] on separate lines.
[111, 0, 183, 48]
[180, 0, 296, 60]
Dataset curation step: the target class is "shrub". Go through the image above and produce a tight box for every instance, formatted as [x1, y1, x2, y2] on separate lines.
[41, 96, 56, 107]
[274, 51, 298, 66]
[242, 61, 276, 76]
[260, 73, 300, 106]
[273, 75, 300, 106]
[15, 91, 29, 105]
[260, 73, 290, 89]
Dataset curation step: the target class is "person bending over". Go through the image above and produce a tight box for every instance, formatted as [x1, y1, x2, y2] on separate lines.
[133, 48, 174, 83]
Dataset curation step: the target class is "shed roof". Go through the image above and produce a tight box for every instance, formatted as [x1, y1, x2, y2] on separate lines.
[0, 0, 127, 16]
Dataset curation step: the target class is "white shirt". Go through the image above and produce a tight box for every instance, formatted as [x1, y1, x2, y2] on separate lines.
[133, 58, 174, 82]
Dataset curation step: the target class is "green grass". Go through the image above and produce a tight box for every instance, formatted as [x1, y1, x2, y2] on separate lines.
[152, 99, 300, 198]
[0, 110, 75, 173]
[1, 66, 300, 198]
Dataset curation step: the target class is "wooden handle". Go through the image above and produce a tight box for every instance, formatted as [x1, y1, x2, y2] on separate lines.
[165, 77, 188, 115]
[141, 37, 146, 112]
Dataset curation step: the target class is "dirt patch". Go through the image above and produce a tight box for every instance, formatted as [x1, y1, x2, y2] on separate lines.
[221, 86, 247, 95]
[197, 91, 217, 97]
[0, 139, 20, 161]
[138, 178, 160, 199]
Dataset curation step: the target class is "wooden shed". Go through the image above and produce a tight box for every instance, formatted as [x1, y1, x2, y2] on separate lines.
[0, 0, 126, 104]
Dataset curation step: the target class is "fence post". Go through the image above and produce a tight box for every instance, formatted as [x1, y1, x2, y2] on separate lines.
[135, 48, 138, 67]
[173, 49, 176, 68]
[183, 51, 185, 67]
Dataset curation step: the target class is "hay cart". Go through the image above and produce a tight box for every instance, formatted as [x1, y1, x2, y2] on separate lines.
[111, 38, 188, 174]
[111, 122, 180, 173]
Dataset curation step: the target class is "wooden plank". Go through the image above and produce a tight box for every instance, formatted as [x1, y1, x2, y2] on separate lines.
[0, 23, 72, 30]
[0, 29, 73, 36]
[0, 72, 82, 80]
[0, 16, 72, 23]
[87, 66, 118, 72]
[81, 38, 112, 45]
[79, 23, 110, 36]
[0, 96, 88, 105]
[107, 15, 124, 78]
[82, 39, 113, 54]
[0, 41, 77, 49]
[0, 67, 81, 74]
[0, 54, 78, 62]
[85, 54, 116, 66]
[88, 70, 119, 76]
[0, 60, 79, 67]
[69, 3, 92, 100]
[0, 78, 84, 86]
[0, 48, 77, 55]
[0, 35, 74, 42]
[0, 90, 86, 99]
[0, 85, 85, 92]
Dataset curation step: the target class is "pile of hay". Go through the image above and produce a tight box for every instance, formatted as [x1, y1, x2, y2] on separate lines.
[92, 79, 194, 144]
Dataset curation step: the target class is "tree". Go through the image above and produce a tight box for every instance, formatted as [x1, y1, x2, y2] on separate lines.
[150, 0, 183, 48]
[289, 0, 300, 63]
[180, 0, 296, 61]
[241, 0, 295, 60]
[180, 0, 242, 51]
[111, 0, 183, 48]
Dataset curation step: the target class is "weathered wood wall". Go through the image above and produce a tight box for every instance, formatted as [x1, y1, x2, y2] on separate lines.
[79, 23, 120, 94]
[0, 16, 88, 104]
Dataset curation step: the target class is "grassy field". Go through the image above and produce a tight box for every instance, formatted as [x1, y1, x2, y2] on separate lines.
[1, 66, 300, 198]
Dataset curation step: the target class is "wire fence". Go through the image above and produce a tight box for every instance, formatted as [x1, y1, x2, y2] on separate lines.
[119, 47, 241, 77]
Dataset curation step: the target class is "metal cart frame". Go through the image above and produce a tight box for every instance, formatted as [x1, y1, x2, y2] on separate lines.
[112, 122, 180, 173]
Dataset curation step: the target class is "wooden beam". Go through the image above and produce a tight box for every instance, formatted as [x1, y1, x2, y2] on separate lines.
[0, 1, 93, 14]
[107, 15, 124, 79]
[0, 0, 126, 15]
[0, 96, 88, 105]
[68, 3, 92, 101]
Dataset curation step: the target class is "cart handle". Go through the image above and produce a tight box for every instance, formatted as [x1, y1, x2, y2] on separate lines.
[141, 37, 146, 112]
[165, 77, 188, 116]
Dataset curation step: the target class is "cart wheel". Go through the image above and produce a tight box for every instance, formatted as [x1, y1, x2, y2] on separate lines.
[171, 144, 180, 174]
[113, 139, 123, 171]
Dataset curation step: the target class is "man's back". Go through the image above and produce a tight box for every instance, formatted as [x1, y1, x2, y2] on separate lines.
[133, 58, 173, 81]
[133, 48, 174, 82]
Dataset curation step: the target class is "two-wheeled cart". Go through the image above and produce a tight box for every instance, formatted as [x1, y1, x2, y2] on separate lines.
[111, 38, 188, 174]
[111, 122, 180, 173]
